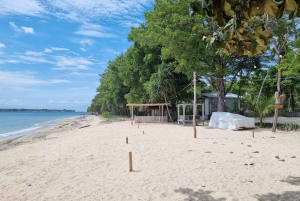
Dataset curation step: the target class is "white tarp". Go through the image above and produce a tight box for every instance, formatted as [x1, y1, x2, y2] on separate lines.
[209, 112, 255, 130]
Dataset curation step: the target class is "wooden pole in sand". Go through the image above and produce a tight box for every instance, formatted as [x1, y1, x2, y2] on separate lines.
[193, 72, 197, 138]
[129, 152, 133, 172]
[162, 105, 164, 124]
[126, 137, 128, 144]
[130, 105, 133, 125]
[252, 131, 254, 138]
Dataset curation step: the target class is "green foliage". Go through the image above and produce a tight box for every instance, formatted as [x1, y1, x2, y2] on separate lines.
[247, 97, 275, 128]
[231, 100, 239, 114]
[255, 122, 300, 131]
[101, 111, 111, 118]
[189, 0, 299, 57]
[144, 63, 176, 103]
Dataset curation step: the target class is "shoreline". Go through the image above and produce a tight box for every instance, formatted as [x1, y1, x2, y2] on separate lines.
[0, 115, 98, 151]
[0, 112, 86, 141]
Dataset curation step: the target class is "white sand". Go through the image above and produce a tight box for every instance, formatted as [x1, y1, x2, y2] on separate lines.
[0, 115, 300, 201]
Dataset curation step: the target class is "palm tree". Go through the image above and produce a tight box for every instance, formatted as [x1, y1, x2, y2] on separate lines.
[249, 97, 275, 128]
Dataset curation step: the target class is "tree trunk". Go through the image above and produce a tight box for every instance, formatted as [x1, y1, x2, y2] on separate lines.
[164, 96, 173, 123]
[217, 77, 226, 112]
[260, 118, 263, 128]
[272, 67, 282, 132]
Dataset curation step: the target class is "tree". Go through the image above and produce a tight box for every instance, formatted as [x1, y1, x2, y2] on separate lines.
[144, 63, 176, 121]
[94, 54, 130, 115]
[189, 0, 300, 57]
[130, 0, 265, 112]
[250, 97, 275, 128]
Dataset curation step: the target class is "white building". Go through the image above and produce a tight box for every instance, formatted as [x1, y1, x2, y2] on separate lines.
[202, 93, 240, 116]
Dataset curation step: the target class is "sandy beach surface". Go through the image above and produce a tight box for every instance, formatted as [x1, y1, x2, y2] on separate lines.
[0, 115, 300, 201]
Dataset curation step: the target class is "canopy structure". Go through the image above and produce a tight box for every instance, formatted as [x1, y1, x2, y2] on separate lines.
[126, 103, 168, 125]
[177, 103, 205, 125]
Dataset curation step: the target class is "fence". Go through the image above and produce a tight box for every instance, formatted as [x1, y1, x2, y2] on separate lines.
[283, 112, 300, 117]
[134, 116, 168, 123]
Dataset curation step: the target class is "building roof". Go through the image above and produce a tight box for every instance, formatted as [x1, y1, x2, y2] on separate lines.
[202, 93, 238, 99]
[126, 103, 168, 106]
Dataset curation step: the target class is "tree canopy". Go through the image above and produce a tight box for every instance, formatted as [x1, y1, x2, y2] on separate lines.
[189, 0, 300, 57]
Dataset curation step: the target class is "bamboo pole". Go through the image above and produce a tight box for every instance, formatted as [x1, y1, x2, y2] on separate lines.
[193, 72, 197, 138]
[129, 152, 133, 172]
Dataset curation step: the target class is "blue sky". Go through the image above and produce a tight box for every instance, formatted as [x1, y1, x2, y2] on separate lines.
[0, 0, 154, 112]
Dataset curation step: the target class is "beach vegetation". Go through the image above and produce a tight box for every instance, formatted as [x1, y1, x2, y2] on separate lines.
[246, 97, 275, 128]
[88, 0, 300, 124]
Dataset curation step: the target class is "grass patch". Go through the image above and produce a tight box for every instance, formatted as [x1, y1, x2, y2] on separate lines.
[255, 122, 300, 131]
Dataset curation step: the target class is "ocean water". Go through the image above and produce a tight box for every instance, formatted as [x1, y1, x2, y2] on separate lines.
[0, 112, 83, 140]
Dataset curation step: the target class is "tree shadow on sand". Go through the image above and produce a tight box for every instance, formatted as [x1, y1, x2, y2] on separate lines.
[174, 188, 226, 201]
[255, 191, 300, 201]
[255, 176, 300, 200]
[280, 176, 300, 186]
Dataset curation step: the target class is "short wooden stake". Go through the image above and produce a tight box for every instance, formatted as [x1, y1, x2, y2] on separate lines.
[126, 137, 128, 144]
[194, 127, 197, 138]
[143, 130, 145, 134]
[138, 123, 139, 128]
[252, 131, 254, 138]
[129, 152, 133, 172]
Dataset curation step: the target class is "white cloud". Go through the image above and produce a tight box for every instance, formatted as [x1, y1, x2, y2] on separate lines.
[51, 47, 69, 51]
[53, 56, 93, 70]
[76, 65, 91, 70]
[0, 43, 6, 48]
[69, 72, 97, 77]
[71, 100, 90, 104]
[2, 1, 153, 27]
[0, 70, 70, 86]
[50, 79, 71, 83]
[100, 48, 121, 58]
[48, 0, 153, 22]
[26, 51, 44, 56]
[46, 99, 90, 104]
[21, 26, 35, 34]
[20, 55, 53, 64]
[9, 99, 22, 103]
[75, 30, 116, 38]
[0, 0, 46, 16]
[80, 47, 86, 52]
[10, 22, 35, 34]
[6, 59, 20, 64]
[44, 47, 69, 53]
[79, 39, 94, 46]
[9, 22, 21, 32]
[75, 23, 116, 38]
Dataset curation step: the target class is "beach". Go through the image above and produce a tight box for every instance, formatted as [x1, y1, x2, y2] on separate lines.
[0, 115, 300, 201]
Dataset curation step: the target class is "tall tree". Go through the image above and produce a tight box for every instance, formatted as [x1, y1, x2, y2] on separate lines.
[130, 0, 265, 112]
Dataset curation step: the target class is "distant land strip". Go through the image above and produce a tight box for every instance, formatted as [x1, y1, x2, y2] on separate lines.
[0, 109, 75, 112]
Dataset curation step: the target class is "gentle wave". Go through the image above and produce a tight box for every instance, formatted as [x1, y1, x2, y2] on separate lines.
[0, 126, 42, 138]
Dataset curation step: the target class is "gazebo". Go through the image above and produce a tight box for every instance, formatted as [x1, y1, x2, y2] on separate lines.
[126, 103, 168, 125]
[177, 103, 205, 125]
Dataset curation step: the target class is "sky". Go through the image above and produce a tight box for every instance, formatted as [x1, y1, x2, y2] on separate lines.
[0, 0, 154, 112]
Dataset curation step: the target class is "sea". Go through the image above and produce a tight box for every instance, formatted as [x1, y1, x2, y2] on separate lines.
[0, 112, 84, 141]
